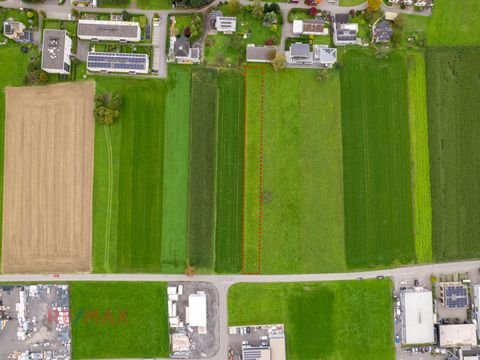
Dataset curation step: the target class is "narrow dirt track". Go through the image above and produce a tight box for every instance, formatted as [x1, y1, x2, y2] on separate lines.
[2, 82, 96, 273]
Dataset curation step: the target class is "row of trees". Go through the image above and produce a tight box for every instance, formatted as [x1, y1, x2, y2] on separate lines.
[94, 92, 122, 125]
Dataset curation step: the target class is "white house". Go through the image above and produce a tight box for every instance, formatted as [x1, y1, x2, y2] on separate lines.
[41, 29, 72, 75]
[77, 20, 141, 42]
[215, 16, 236, 34]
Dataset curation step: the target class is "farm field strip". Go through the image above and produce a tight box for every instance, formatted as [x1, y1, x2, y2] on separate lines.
[242, 66, 264, 275]
[340, 49, 415, 269]
[2, 82, 95, 273]
[187, 67, 219, 270]
[214, 70, 245, 273]
[228, 280, 394, 360]
[407, 51, 432, 263]
[426, 47, 480, 261]
[161, 65, 191, 273]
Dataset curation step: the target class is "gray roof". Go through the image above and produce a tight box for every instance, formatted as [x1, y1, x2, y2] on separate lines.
[246, 46, 277, 62]
[41, 29, 69, 71]
[290, 43, 309, 58]
[319, 47, 337, 63]
[375, 21, 393, 41]
[335, 13, 349, 24]
[78, 20, 139, 40]
[174, 36, 190, 57]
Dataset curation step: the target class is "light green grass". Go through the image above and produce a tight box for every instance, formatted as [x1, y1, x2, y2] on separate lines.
[407, 51, 432, 263]
[137, 0, 172, 9]
[339, 0, 366, 6]
[187, 67, 218, 270]
[214, 69, 244, 273]
[244, 67, 346, 274]
[161, 65, 191, 273]
[340, 49, 415, 269]
[0, 43, 30, 271]
[228, 280, 394, 360]
[70, 282, 169, 359]
[92, 77, 167, 273]
[427, 0, 480, 46]
[426, 47, 480, 261]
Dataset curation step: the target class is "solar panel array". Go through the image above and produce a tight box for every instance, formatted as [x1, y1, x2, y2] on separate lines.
[87, 52, 148, 72]
[444, 285, 469, 308]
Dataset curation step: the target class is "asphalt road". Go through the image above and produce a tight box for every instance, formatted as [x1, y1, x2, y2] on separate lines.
[2, 260, 480, 360]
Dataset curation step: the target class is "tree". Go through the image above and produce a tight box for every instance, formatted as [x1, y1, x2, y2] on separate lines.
[184, 26, 191, 37]
[272, 53, 286, 71]
[317, 69, 329, 81]
[263, 11, 276, 25]
[70, 9, 79, 18]
[394, 13, 406, 28]
[39, 10, 46, 18]
[121, 10, 130, 21]
[185, 265, 197, 277]
[251, 0, 264, 19]
[349, 9, 355, 17]
[138, 15, 148, 29]
[368, 0, 382, 12]
[268, 3, 280, 14]
[265, 38, 273, 46]
[228, 0, 242, 15]
[94, 92, 122, 125]
[309, 6, 318, 17]
[94, 107, 119, 125]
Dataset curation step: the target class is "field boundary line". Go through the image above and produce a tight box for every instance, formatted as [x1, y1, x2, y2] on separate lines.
[103, 125, 113, 272]
[241, 65, 264, 275]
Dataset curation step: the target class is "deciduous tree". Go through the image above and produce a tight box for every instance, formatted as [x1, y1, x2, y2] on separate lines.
[368, 0, 382, 12]
[272, 53, 286, 71]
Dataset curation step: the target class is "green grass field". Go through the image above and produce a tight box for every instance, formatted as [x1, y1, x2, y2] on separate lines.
[136, 0, 172, 9]
[340, 49, 415, 269]
[70, 282, 169, 359]
[243, 67, 346, 274]
[339, 0, 365, 6]
[187, 67, 218, 270]
[0, 43, 30, 269]
[426, 47, 480, 261]
[161, 65, 191, 273]
[228, 280, 394, 360]
[214, 70, 244, 273]
[92, 78, 167, 273]
[427, 0, 480, 46]
[407, 51, 432, 263]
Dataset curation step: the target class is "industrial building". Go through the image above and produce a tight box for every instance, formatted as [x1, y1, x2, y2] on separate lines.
[87, 52, 149, 74]
[188, 292, 207, 334]
[400, 288, 434, 344]
[41, 29, 72, 75]
[78, 20, 141, 42]
[439, 324, 477, 348]
[474, 285, 480, 338]
[440, 282, 469, 308]
[228, 324, 286, 360]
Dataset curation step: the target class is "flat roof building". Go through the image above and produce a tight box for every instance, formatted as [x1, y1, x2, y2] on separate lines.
[246, 45, 277, 63]
[440, 282, 469, 308]
[188, 293, 207, 329]
[78, 20, 141, 42]
[401, 288, 434, 344]
[215, 16, 236, 33]
[439, 324, 477, 348]
[270, 336, 286, 360]
[87, 52, 149, 74]
[242, 346, 271, 360]
[41, 29, 72, 75]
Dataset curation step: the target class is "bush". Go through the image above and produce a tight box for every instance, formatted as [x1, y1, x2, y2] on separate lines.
[138, 15, 148, 29]
[265, 38, 273, 45]
[184, 26, 191, 37]
[309, 7, 318, 17]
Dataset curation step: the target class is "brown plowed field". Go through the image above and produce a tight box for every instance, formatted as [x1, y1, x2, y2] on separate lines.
[2, 82, 95, 273]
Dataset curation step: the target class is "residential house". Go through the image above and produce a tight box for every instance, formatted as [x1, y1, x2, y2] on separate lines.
[173, 35, 200, 64]
[246, 45, 277, 63]
[41, 29, 72, 75]
[87, 52, 149, 74]
[77, 20, 141, 42]
[286, 43, 337, 67]
[333, 13, 359, 45]
[293, 18, 329, 36]
[215, 17, 236, 34]
[313, 45, 337, 67]
[286, 43, 312, 65]
[3, 20, 33, 43]
[373, 21, 393, 42]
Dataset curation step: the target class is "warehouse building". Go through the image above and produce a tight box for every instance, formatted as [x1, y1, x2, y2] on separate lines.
[439, 324, 477, 348]
[440, 282, 469, 308]
[41, 29, 72, 75]
[401, 288, 434, 344]
[474, 285, 480, 338]
[188, 292, 207, 334]
[78, 20, 141, 42]
[87, 52, 149, 74]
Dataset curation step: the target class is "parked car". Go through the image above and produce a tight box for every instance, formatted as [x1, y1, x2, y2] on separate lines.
[414, 279, 419, 286]
[377, 275, 384, 280]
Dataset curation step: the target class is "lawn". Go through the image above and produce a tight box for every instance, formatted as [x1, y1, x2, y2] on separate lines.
[427, 0, 480, 46]
[187, 67, 218, 270]
[70, 282, 169, 359]
[340, 49, 415, 269]
[96, 0, 131, 8]
[426, 47, 480, 261]
[92, 77, 167, 273]
[339, 0, 365, 5]
[243, 67, 346, 274]
[407, 51, 432, 263]
[161, 65, 191, 273]
[0, 43, 30, 269]
[214, 69, 244, 273]
[137, 0, 172, 9]
[228, 280, 394, 360]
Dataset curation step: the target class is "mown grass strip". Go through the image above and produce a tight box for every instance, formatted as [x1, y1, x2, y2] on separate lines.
[340, 49, 415, 269]
[407, 51, 432, 263]
[214, 69, 244, 273]
[161, 65, 191, 273]
[187, 67, 218, 270]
